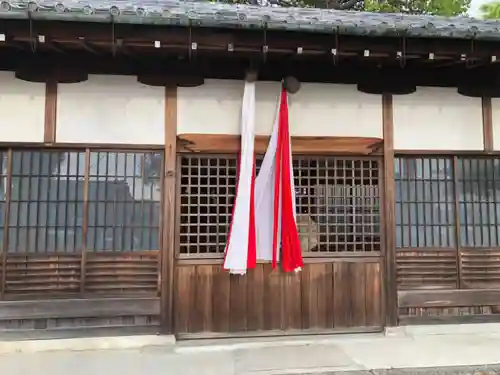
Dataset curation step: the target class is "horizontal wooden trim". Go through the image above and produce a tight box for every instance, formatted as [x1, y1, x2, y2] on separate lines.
[178, 134, 383, 155]
[176, 253, 381, 265]
[398, 289, 500, 308]
[0, 297, 160, 321]
[0, 142, 164, 151]
[396, 247, 457, 252]
[399, 314, 500, 326]
[6, 251, 159, 258]
[177, 326, 382, 340]
[395, 150, 499, 156]
[0, 325, 159, 340]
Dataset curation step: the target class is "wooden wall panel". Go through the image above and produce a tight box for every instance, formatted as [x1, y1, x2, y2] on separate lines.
[396, 249, 458, 290]
[173, 260, 383, 335]
[461, 249, 500, 289]
[3, 252, 160, 299]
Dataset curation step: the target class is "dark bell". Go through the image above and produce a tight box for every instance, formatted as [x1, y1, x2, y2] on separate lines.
[283, 76, 301, 94]
[245, 70, 258, 83]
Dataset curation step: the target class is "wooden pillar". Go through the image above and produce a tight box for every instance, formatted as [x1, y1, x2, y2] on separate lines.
[482, 97, 493, 151]
[44, 79, 57, 144]
[160, 85, 177, 333]
[0, 150, 12, 301]
[382, 93, 397, 326]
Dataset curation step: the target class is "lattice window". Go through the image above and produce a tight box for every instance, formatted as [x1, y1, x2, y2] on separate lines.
[457, 157, 500, 247]
[87, 151, 162, 251]
[395, 157, 455, 248]
[178, 155, 381, 256]
[0, 149, 163, 254]
[8, 151, 86, 253]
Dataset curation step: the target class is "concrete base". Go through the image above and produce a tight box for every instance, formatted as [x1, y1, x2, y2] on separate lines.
[322, 364, 500, 375]
[1, 324, 500, 374]
[385, 322, 500, 337]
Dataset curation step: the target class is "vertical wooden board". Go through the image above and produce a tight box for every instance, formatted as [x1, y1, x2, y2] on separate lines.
[372, 263, 384, 327]
[326, 262, 335, 329]
[230, 273, 248, 332]
[212, 265, 231, 333]
[300, 265, 311, 329]
[283, 270, 302, 330]
[311, 263, 330, 328]
[333, 262, 352, 328]
[264, 264, 283, 330]
[383, 93, 397, 326]
[482, 97, 493, 151]
[44, 80, 57, 144]
[174, 265, 194, 334]
[194, 265, 214, 333]
[322, 263, 334, 329]
[247, 264, 265, 331]
[161, 86, 177, 333]
[351, 263, 367, 327]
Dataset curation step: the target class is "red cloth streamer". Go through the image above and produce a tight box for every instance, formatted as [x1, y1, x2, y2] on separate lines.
[271, 87, 303, 272]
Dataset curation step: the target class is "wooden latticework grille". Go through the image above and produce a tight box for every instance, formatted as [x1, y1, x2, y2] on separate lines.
[0, 148, 163, 298]
[178, 154, 381, 256]
[396, 155, 500, 291]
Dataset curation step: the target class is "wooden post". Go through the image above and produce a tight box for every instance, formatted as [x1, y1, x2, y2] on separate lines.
[80, 149, 91, 293]
[482, 97, 493, 152]
[0, 150, 12, 300]
[382, 93, 397, 326]
[44, 79, 57, 144]
[160, 85, 177, 333]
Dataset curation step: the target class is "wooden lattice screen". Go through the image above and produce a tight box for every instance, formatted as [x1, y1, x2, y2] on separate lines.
[178, 154, 381, 257]
[396, 155, 500, 319]
[0, 149, 163, 299]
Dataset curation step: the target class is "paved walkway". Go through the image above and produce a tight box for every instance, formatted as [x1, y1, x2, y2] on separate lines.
[3, 324, 500, 374]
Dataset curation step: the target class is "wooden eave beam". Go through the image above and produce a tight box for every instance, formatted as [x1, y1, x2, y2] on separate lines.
[0, 20, 496, 62]
[177, 134, 383, 155]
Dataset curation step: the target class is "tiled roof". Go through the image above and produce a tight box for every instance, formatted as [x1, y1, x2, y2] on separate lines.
[2, 0, 500, 40]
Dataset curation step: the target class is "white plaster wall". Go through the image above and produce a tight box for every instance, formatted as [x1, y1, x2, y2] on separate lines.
[393, 87, 483, 150]
[490, 99, 500, 150]
[0, 71, 45, 143]
[56, 75, 165, 145]
[178, 79, 383, 138]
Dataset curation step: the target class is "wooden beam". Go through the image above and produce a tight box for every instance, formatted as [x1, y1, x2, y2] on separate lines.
[3, 20, 498, 59]
[482, 96, 494, 151]
[178, 134, 383, 155]
[382, 93, 397, 327]
[44, 79, 57, 143]
[399, 289, 500, 309]
[0, 297, 160, 320]
[160, 85, 177, 334]
[399, 314, 500, 326]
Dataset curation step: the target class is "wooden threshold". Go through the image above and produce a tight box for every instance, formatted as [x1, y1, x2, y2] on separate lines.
[176, 326, 383, 340]
[398, 289, 500, 309]
[0, 297, 160, 321]
[400, 314, 500, 326]
[177, 134, 383, 155]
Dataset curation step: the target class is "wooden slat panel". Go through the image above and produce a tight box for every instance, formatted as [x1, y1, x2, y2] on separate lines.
[396, 249, 458, 289]
[0, 297, 159, 320]
[461, 249, 500, 288]
[5, 254, 81, 296]
[399, 289, 500, 308]
[85, 252, 159, 293]
[178, 134, 383, 155]
[173, 260, 383, 334]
